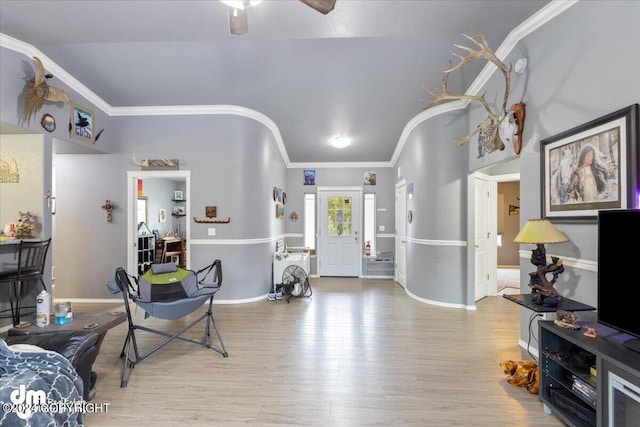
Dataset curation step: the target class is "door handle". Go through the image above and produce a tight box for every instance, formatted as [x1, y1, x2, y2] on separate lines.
[475, 244, 479, 248]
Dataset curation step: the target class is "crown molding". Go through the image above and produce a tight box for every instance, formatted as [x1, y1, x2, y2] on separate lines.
[114, 104, 291, 165]
[1, 1, 576, 169]
[390, 0, 579, 165]
[0, 33, 113, 114]
[289, 161, 393, 169]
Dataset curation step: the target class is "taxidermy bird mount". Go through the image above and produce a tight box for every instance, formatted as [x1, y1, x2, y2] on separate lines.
[23, 56, 70, 124]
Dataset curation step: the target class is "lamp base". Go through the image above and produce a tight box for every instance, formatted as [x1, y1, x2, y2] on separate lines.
[529, 288, 559, 307]
[527, 244, 565, 306]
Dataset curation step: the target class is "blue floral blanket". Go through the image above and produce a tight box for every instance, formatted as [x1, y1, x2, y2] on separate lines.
[0, 338, 85, 426]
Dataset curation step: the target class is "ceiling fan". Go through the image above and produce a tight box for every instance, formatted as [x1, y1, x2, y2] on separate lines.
[222, 0, 336, 35]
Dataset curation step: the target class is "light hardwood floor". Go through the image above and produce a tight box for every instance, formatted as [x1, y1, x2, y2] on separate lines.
[78, 278, 561, 426]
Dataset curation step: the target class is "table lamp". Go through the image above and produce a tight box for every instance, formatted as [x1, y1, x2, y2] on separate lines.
[513, 219, 568, 305]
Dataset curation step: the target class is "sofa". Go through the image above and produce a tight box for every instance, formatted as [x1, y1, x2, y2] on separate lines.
[3, 330, 99, 401]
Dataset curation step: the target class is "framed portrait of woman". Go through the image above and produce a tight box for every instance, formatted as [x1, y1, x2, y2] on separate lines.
[541, 104, 638, 221]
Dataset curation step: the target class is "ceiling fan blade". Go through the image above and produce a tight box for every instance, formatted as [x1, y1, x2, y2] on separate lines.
[228, 6, 248, 35]
[298, 0, 336, 15]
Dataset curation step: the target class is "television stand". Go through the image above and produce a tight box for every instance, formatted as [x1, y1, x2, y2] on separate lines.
[539, 320, 640, 426]
[621, 337, 640, 354]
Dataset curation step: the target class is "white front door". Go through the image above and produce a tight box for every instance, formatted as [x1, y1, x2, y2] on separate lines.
[395, 180, 407, 288]
[318, 188, 361, 277]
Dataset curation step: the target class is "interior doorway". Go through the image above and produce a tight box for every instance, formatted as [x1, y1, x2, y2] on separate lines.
[496, 180, 521, 294]
[126, 170, 191, 275]
[469, 167, 520, 303]
[394, 179, 407, 288]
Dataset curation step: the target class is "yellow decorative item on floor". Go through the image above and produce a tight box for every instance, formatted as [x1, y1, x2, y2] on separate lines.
[500, 360, 539, 394]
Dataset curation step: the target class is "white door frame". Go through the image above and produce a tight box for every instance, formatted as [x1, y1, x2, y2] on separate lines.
[126, 170, 191, 275]
[317, 186, 363, 277]
[468, 171, 520, 301]
[470, 172, 494, 301]
[394, 179, 407, 288]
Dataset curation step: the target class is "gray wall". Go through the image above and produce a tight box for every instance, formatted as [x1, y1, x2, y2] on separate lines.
[395, 110, 469, 305]
[1, 1, 638, 350]
[464, 1, 639, 338]
[50, 113, 286, 303]
[284, 166, 396, 275]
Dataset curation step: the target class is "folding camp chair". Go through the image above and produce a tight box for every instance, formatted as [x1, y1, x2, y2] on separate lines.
[108, 260, 227, 387]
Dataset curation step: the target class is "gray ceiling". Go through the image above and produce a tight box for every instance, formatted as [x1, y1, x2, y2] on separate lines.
[0, 0, 550, 164]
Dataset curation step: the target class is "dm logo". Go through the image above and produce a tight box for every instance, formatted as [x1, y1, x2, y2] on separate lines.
[10, 384, 46, 419]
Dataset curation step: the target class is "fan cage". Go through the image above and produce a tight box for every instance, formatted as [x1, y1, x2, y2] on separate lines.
[280, 265, 311, 300]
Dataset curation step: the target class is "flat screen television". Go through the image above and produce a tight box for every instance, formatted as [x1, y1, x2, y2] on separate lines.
[597, 208, 640, 353]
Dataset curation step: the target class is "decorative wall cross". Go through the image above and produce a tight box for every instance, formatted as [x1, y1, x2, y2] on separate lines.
[102, 199, 116, 222]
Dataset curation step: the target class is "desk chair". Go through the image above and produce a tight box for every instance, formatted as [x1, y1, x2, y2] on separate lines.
[0, 238, 51, 326]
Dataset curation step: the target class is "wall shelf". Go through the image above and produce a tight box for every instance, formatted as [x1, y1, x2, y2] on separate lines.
[137, 234, 155, 275]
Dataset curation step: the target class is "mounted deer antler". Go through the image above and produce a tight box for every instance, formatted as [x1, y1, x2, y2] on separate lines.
[130, 153, 149, 167]
[422, 34, 512, 152]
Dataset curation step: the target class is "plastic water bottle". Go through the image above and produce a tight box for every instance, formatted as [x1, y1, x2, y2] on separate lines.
[36, 289, 51, 327]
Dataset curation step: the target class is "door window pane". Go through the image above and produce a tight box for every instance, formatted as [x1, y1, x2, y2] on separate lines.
[304, 194, 316, 250]
[327, 197, 352, 236]
[364, 193, 376, 254]
[137, 196, 148, 225]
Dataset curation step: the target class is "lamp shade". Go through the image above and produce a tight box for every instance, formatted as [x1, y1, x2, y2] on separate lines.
[513, 219, 568, 244]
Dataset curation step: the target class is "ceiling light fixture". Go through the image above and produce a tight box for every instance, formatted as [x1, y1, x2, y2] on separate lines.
[220, 0, 262, 9]
[331, 136, 352, 149]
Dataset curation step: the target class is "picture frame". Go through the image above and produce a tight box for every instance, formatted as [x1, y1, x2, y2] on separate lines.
[364, 170, 376, 185]
[159, 208, 167, 223]
[173, 191, 184, 200]
[303, 169, 316, 185]
[275, 203, 285, 219]
[206, 206, 217, 218]
[541, 104, 638, 221]
[173, 206, 185, 215]
[69, 102, 95, 144]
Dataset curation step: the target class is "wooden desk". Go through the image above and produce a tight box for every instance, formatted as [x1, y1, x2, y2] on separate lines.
[156, 237, 186, 267]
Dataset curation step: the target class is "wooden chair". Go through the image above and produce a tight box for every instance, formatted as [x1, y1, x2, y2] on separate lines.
[0, 238, 51, 326]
